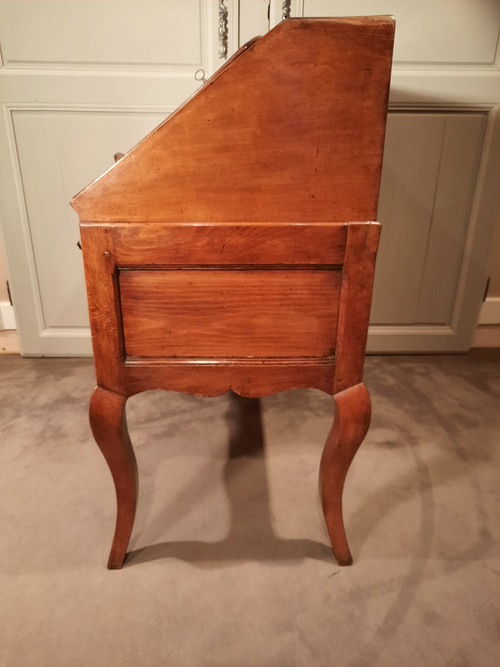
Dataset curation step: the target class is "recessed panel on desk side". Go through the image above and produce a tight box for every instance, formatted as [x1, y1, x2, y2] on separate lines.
[119, 269, 341, 359]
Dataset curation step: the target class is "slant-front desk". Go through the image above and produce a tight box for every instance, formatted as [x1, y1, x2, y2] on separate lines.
[71, 17, 395, 569]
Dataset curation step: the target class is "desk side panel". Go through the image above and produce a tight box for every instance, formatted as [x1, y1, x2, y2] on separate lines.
[119, 269, 341, 359]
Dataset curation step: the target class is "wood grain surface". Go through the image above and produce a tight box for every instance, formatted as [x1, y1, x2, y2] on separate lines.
[111, 222, 348, 267]
[123, 358, 335, 398]
[73, 16, 394, 568]
[71, 17, 394, 223]
[119, 269, 341, 359]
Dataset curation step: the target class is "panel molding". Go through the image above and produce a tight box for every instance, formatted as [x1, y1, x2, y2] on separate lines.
[7, 102, 178, 114]
[1, 101, 46, 352]
[449, 105, 500, 340]
[0, 0, 207, 72]
[2, 103, 177, 355]
[39, 327, 92, 357]
[1, 62, 207, 73]
[416, 113, 487, 324]
[372, 107, 487, 328]
[0, 0, 240, 77]
[368, 104, 500, 352]
[367, 325, 457, 354]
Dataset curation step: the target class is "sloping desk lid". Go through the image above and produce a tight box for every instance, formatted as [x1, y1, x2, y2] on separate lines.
[71, 16, 395, 223]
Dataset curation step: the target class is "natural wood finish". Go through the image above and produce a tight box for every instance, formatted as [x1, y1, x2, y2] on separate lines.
[71, 17, 394, 223]
[111, 222, 348, 267]
[72, 16, 394, 568]
[79, 225, 124, 393]
[89, 386, 137, 569]
[119, 269, 341, 359]
[124, 358, 335, 398]
[334, 223, 381, 393]
[320, 382, 371, 565]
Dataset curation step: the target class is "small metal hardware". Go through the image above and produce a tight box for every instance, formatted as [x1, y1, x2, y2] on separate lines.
[218, 0, 229, 58]
[195, 68, 207, 84]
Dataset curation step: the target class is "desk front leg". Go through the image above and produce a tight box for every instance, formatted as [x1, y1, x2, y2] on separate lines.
[89, 386, 137, 569]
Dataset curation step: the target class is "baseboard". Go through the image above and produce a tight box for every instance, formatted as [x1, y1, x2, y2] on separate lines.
[0, 301, 16, 330]
[472, 325, 500, 348]
[473, 297, 500, 347]
[478, 297, 500, 325]
[0, 330, 20, 353]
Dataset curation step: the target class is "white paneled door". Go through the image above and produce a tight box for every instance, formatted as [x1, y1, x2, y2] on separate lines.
[0, 1, 499, 355]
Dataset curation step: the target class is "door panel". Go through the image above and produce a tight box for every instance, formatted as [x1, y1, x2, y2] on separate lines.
[371, 113, 446, 325]
[416, 114, 487, 324]
[12, 110, 167, 328]
[371, 112, 487, 326]
[0, 0, 205, 70]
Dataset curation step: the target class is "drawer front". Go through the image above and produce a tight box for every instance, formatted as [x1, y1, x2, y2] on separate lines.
[119, 269, 341, 359]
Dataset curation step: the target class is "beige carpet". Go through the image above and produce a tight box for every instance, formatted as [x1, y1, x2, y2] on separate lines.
[1, 351, 499, 666]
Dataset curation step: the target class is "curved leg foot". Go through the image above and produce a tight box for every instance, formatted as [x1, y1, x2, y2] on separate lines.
[89, 386, 138, 569]
[319, 382, 371, 566]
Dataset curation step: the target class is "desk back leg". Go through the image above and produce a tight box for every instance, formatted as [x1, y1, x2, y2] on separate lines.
[319, 382, 371, 565]
[89, 386, 138, 569]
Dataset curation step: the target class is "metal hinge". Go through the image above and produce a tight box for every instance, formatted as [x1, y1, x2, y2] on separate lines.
[6, 280, 12, 306]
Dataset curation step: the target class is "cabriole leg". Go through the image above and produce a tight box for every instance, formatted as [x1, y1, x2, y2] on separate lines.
[319, 382, 371, 565]
[89, 386, 138, 569]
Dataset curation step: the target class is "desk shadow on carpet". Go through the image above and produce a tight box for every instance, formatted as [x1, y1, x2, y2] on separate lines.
[125, 392, 334, 568]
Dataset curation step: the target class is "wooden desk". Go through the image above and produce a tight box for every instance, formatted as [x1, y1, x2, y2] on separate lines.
[71, 16, 395, 569]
